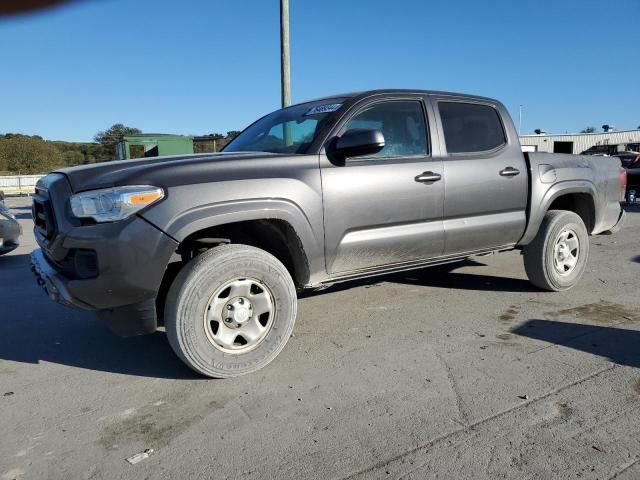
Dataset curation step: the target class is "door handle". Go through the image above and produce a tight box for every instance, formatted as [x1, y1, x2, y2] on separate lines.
[415, 171, 442, 183]
[499, 167, 520, 177]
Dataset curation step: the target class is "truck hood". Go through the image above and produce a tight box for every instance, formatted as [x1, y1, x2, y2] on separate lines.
[55, 151, 287, 192]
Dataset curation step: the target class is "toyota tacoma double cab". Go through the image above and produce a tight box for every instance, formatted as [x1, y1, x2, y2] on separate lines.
[30, 89, 626, 377]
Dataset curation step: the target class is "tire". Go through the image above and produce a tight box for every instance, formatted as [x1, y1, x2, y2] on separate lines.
[523, 210, 589, 292]
[165, 244, 297, 378]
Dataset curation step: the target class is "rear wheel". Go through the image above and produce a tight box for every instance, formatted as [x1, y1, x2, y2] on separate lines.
[165, 244, 297, 378]
[523, 210, 589, 291]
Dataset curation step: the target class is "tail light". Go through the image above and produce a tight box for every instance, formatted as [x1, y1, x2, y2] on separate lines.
[619, 167, 627, 201]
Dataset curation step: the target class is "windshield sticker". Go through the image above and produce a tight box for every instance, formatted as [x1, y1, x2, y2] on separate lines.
[304, 103, 342, 116]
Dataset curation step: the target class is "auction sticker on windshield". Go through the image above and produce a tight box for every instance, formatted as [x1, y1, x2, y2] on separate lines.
[304, 103, 342, 116]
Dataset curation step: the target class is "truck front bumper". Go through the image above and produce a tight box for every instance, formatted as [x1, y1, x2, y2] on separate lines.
[31, 244, 171, 337]
[31, 248, 92, 309]
[31, 215, 179, 337]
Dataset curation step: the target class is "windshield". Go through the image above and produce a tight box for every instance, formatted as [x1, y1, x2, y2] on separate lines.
[223, 99, 346, 154]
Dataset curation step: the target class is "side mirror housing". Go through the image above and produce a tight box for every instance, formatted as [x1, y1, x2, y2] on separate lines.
[333, 129, 385, 159]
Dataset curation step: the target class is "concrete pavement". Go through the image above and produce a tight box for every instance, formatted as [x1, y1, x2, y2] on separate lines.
[1, 196, 639, 479]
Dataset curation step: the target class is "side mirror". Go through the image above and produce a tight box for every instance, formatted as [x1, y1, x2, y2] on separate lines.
[334, 129, 385, 159]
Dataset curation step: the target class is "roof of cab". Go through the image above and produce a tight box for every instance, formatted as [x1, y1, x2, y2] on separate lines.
[302, 89, 498, 105]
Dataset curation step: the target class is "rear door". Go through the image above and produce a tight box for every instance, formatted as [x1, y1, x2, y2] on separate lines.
[429, 96, 528, 254]
[320, 96, 445, 274]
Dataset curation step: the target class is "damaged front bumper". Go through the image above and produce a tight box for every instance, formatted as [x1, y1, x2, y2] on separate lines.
[30, 248, 162, 337]
[30, 248, 92, 310]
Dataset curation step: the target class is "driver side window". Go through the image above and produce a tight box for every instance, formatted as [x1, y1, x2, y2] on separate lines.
[342, 100, 429, 158]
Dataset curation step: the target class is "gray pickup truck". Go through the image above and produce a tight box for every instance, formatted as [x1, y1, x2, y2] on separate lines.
[30, 89, 626, 377]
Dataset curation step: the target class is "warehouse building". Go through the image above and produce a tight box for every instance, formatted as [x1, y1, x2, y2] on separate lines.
[519, 128, 640, 155]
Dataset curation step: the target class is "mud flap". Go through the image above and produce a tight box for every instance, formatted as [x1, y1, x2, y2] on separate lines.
[97, 299, 158, 337]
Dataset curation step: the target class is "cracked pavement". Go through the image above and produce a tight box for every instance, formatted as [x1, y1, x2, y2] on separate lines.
[1, 197, 640, 480]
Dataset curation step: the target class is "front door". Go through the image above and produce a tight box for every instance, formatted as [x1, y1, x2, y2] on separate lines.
[320, 97, 445, 275]
[430, 97, 528, 254]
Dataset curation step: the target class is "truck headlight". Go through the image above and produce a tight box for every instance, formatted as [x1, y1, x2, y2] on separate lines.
[70, 186, 164, 223]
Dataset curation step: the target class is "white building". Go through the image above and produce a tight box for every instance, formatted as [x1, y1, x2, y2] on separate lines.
[519, 129, 640, 155]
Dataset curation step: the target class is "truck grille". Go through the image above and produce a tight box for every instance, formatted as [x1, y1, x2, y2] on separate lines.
[32, 188, 57, 240]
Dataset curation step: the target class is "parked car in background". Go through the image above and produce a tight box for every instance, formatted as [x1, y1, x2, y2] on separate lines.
[0, 202, 22, 256]
[618, 152, 640, 203]
[614, 151, 640, 168]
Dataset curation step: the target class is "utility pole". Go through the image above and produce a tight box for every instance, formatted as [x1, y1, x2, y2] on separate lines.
[280, 0, 291, 108]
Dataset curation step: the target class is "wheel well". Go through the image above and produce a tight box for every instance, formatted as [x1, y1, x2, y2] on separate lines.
[548, 193, 595, 232]
[184, 219, 309, 283]
[156, 219, 309, 325]
[163, 217, 307, 291]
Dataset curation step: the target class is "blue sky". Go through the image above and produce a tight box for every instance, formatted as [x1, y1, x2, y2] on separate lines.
[1, 0, 638, 142]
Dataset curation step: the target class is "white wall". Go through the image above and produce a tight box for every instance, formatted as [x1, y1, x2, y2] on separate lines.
[0, 175, 44, 195]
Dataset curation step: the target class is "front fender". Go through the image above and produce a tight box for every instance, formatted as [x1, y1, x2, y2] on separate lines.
[141, 187, 325, 284]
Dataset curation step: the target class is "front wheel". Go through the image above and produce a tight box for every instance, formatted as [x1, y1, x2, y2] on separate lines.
[523, 210, 589, 291]
[165, 244, 297, 378]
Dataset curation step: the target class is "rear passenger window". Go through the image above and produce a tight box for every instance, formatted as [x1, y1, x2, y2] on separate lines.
[439, 102, 506, 154]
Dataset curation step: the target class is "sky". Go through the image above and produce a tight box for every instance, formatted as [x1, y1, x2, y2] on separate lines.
[0, 0, 638, 142]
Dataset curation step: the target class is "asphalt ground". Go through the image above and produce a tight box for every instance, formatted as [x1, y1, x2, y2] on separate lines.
[1, 196, 640, 480]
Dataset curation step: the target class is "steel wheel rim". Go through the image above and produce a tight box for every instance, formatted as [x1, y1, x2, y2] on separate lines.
[203, 277, 275, 354]
[553, 228, 580, 276]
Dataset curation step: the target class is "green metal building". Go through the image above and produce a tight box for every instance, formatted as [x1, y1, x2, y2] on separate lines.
[117, 134, 194, 160]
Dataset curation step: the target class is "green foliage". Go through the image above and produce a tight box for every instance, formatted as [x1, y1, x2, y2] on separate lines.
[94, 123, 142, 159]
[0, 133, 108, 174]
[52, 141, 102, 164]
[62, 150, 85, 166]
[580, 127, 597, 133]
[0, 123, 240, 174]
[0, 135, 62, 174]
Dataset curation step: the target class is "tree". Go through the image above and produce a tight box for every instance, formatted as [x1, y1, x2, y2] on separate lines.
[0, 136, 62, 174]
[226, 130, 241, 139]
[580, 127, 596, 133]
[62, 150, 84, 166]
[94, 123, 141, 159]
